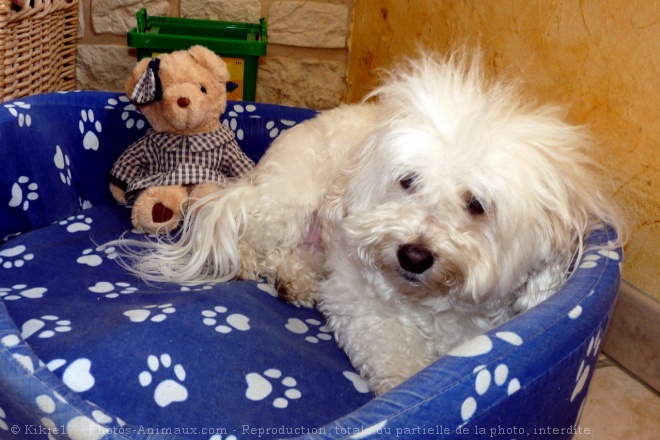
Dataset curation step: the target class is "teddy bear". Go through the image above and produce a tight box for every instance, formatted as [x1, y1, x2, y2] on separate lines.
[109, 45, 254, 234]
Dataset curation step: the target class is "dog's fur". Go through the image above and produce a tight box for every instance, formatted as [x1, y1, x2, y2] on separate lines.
[120, 53, 623, 395]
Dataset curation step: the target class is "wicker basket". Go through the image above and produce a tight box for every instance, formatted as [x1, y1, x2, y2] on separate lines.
[0, 0, 79, 102]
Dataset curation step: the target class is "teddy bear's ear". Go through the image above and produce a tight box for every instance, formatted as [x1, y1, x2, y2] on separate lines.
[188, 45, 230, 84]
[126, 57, 154, 98]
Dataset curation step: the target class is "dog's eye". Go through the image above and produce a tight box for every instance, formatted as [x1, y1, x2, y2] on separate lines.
[466, 194, 485, 215]
[399, 174, 417, 191]
[200, 85, 207, 94]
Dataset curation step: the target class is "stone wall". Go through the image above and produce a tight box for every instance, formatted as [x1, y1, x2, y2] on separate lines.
[77, 0, 352, 109]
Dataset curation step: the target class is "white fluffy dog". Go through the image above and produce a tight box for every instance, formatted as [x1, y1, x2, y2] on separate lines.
[122, 53, 623, 395]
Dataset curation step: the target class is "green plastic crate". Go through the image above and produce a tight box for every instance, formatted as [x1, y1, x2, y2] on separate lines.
[127, 9, 267, 101]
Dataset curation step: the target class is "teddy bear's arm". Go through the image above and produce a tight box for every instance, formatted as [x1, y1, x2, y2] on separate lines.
[110, 137, 151, 185]
[220, 141, 255, 178]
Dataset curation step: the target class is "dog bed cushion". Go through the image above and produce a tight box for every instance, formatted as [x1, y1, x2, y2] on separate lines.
[0, 91, 622, 439]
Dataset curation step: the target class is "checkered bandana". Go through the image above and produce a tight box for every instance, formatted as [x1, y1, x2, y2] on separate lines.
[130, 58, 163, 105]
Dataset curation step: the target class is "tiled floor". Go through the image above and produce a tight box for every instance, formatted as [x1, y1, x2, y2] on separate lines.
[575, 356, 660, 439]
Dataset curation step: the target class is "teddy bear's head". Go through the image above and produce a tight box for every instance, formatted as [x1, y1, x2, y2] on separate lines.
[126, 45, 231, 135]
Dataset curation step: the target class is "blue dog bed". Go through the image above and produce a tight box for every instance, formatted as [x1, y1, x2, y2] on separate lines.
[0, 91, 621, 439]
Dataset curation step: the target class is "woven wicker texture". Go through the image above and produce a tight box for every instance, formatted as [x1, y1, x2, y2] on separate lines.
[0, 0, 79, 102]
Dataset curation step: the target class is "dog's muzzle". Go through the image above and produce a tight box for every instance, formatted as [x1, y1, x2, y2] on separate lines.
[397, 244, 435, 276]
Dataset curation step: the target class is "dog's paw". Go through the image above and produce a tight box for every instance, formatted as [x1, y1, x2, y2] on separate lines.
[291, 297, 316, 308]
[370, 376, 405, 396]
[275, 279, 316, 308]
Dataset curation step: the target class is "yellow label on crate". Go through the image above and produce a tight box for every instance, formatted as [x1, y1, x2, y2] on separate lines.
[224, 57, 245, 101]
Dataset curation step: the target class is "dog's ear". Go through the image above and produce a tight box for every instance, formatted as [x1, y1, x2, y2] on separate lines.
[510, 134, 624, 314]
[511, 226, 577, 314]
[322, 137, 384, 224]
[323, 173, 350, 224]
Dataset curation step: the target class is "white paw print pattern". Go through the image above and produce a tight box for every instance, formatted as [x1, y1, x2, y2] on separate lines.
[264, 120, 280, 139]
[0, 245, 34, 269]
[343, 371, 370, 393]
[180, 283, 215, 292]
[8, 176, 38, 211]
[571, 329, 603, 403]
[35, 390, 111, 440]
[0, 335, 39, 374]
[285, 317, 332, 343]
[349, 421, 388, 439]
[139, 354, 188, 407]
[0, 284, 46, 300]
[21, 315, 72, 339]
[245, 368, 302, 409]
[266, 118, 297, 140]
[124, 303, 176, 323]
[47, 358, 95, 393]
[446, 331, 524, 422]
[0, 406, 7, 431]
[58, 214, 93, 233]
[105, 96, 146, 129]
[77, 246, 118, 266]
[447, 331, 523, 358]
[256, 282, 278, 298]
[201, 306, 250, 333]
[34, 393, 66, 432]
[460, 363, 521, 422]
[210, 435, 237, 440]
[579, 247, 620, 270]
[224, 103, 258, 141]
[1, 334, 20, 348]
[54, 145, 72, 185]
[567, 295, 592, 320]
[12, 352, 36, 373]
[3, 101, 31, 127]
[79, 109, 102, 151]
[89, 281, 137, 298]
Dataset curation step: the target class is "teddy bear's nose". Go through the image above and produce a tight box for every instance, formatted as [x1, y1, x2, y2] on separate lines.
[177, 97, 190, 108]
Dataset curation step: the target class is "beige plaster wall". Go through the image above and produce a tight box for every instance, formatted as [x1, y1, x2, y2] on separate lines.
[347, 0, 660, 300]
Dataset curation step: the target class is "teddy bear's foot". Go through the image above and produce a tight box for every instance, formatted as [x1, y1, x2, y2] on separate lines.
[152, 203, 174, 223]
[132, 186, 187, 235]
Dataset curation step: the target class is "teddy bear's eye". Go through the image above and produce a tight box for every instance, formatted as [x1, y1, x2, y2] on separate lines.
[200, 85, 207, 94]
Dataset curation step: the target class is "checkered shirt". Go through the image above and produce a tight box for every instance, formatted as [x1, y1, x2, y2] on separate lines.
[110, 125, 254, 204]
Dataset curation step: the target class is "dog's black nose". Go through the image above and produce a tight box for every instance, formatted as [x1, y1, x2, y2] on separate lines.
[397, 244, 435, 274]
